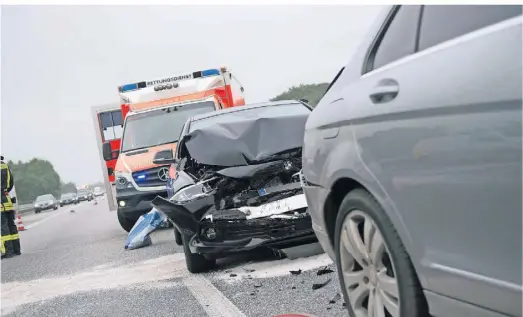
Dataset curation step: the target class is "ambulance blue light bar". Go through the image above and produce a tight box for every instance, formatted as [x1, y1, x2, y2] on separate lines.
[118, 67, 225, 93]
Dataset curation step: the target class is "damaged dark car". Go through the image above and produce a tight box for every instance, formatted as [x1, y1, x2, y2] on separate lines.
[151, 100, 316, 273]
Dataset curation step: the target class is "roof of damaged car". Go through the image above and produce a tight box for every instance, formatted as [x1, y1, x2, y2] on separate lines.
[189, 100, 307, 123]
[183, 100, 311, 167]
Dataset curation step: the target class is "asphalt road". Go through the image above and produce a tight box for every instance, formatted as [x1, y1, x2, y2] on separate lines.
[1, 197, 348, 317]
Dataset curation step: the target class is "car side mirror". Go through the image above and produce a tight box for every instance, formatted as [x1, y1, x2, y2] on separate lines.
[153, 149, 177, 165]
[102, 142, 119, 161]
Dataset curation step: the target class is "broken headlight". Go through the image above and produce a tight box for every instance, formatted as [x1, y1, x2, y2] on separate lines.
[171, 183, 213, 203]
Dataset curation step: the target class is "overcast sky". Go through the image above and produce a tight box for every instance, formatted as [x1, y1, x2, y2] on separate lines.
[1, 5, 382, 185]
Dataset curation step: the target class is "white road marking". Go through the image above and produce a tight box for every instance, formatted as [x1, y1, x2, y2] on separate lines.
[183, 275, 246, 317]
[1, 251, 246, 317]
[216, 253, 333, 282]
[0, 253, 187, 315]
[23, 203, 88, 230]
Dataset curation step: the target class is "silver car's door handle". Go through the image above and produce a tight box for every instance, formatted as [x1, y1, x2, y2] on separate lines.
[369, 79, 399, 104]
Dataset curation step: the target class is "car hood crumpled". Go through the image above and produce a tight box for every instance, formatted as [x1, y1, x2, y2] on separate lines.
[183, 111, 308, 167]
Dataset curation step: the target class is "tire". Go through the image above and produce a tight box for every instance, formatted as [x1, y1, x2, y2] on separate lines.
[334, 188, 428, 317]
[117, 211, 136, 232]
[183, 238, 215, 273]
[174, 228, 183, 246]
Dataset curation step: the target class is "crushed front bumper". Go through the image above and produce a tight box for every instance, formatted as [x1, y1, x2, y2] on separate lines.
[191, 211, 315, 254]
[152, 191, 316, 256]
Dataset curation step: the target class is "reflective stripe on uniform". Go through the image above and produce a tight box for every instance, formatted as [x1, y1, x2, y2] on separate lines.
[1, 233, 18, 254]
[3, 233, 19, 241]
[1, 163, 13, 212]
[0, 197, 13, 212]
[1, 163, 10, 190]
[1, 163, 11, 190]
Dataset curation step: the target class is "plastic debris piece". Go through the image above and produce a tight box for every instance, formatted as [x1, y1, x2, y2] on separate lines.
[329, 293, 341, 304]
[254, 283, 262, 288]
[289, 269, 302, 275]
[312, 278, 332, 290]
[292, 286, 296, 290]
[230, 273, 237, 277]
[316, 266, 334, 276]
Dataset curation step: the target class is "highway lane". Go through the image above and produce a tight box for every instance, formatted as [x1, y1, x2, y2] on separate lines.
[1, 198, 348, 317]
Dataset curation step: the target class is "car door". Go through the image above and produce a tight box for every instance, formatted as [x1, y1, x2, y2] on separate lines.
[345, 5, 522, 315]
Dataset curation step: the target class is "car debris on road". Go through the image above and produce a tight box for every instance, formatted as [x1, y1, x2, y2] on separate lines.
[124, 209, 168, 250]
[311, 278, 332, 290]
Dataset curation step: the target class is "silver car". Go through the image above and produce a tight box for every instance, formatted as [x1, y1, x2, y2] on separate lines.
[302, 5, 522, 317]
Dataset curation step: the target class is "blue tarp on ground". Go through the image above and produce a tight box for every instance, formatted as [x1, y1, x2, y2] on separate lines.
[124, 209, 168, 250]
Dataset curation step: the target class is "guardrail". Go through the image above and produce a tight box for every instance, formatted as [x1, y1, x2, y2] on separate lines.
[18, 204, 35, 215]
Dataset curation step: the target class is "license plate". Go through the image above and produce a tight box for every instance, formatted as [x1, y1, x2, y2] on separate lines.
[238, 194, 308, 219]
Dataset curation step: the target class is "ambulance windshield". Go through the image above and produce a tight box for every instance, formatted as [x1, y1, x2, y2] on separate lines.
[120, 100, 216, 153]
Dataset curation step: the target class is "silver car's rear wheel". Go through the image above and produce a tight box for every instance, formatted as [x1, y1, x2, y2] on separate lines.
[339, 209, 399, 317]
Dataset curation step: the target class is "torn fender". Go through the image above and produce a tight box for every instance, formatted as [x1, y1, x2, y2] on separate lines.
[151, 195, 215, 235]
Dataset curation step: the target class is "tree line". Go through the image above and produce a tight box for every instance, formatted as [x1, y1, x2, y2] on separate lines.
[7, 158, 77, 204]
[270, 83, 329, 106]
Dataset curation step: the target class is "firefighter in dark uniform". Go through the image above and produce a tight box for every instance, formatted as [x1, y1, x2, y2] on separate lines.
[1, 155, 21, 259]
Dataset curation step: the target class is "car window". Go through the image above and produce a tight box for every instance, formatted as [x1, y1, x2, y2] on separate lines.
[418, 5, 523, 51]
[36, 194, 53, 201]
[366, 5, 421, 72]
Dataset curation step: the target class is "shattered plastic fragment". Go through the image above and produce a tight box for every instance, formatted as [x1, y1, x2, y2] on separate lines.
[230, 273, 238, 277]
[312, 278, 332, 290]
[254, 283, 262, 288]
[289, 269, 302, 275]
[329, 293, 341, 304]
[316, 266, 334, 276]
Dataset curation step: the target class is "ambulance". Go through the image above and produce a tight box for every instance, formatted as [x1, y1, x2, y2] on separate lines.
[97, 67, 245, 231]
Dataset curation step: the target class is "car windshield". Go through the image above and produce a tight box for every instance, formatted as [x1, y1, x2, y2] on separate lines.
[60, 193, 74, 199]
[36, 194, 54, 202]
[121, 100, 216, 153]
[77, 190, 89, 195]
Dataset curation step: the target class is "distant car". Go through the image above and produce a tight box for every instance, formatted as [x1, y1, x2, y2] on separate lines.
[302, 5, 522, 317]
[76, 189, 92, 202]
[59, 193, 77, 207]
[34, 194, 59, 213]
[93, 188, 104, 197]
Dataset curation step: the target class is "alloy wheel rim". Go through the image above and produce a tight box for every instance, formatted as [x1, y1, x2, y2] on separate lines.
[339, 210, 400, 317]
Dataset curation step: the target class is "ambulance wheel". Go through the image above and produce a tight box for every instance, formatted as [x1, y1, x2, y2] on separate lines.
[174, 228, 182, 246]
[117, 211, 135, 232]
[183, 239, 215, 273]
